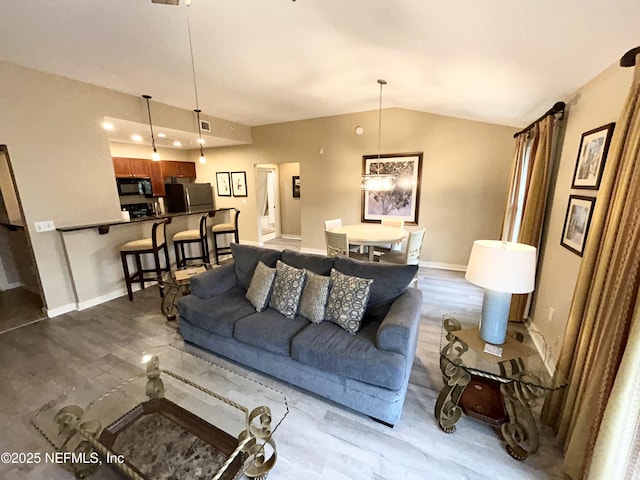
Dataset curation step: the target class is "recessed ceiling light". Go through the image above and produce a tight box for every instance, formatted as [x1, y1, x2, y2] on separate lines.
[173, 141, 182, 147]
[102, 122, 114, 130]
[197, 138, 205, 145]
[131, 134, 142, 142]
[157, 133, 166, 138]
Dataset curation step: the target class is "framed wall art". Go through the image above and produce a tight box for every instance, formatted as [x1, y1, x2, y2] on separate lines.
[361, 152, 423, 225]
[571, 123, 615, 189]
[292, 175, 300, 198]
[231, 171, 248, 197]
[560, 195, 596, 256]
[215, 172, 231, 197]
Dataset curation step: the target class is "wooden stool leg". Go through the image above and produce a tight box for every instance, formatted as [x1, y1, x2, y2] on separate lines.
[180, 243, 186, 268]
[213, 233, 219, 265]
[163, 243, 170, 272]
[153, 249, 163, 298]
[135, 253, 144, 290]
[174, 242, 181, 269]
[121, 251, 133, 301]
[203, 235, 210, 264]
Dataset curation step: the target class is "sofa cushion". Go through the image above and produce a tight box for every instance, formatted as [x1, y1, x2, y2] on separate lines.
[234, 309, 310, 356]
[231, 243, 281, 290]
[269, 261, 306, 319]
[333, 256, 418, 322]
[325, 269, 373, 335]
[177, 286, 254, 338]
[299, 272, 331, 324]
[246, 261, 276, 312]
[291, 321, 406, 391]
[281, 249, 334, 275]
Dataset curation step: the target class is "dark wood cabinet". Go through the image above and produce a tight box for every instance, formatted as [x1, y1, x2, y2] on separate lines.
[112, 157, 150, 178]
[148, 161, 165, 197]
[161, 161, 196, 179]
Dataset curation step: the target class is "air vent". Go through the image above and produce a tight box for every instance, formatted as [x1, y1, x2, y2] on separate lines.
[200, 120, 211, 132]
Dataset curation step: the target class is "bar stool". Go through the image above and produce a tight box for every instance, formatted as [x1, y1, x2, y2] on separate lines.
[211, 208, 240, 264]
[120, 218, 171, 301]
[172, 213, 211, 268]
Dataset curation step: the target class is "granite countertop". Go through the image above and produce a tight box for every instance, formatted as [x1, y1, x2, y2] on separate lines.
[56, 208, 214, 233]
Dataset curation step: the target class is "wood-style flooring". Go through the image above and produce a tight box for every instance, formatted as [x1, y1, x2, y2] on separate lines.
[0, 263, 567, 479]
[0, 287, 45, 334]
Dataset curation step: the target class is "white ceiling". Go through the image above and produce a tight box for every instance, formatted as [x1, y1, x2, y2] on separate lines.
[1, 0, 638, 129]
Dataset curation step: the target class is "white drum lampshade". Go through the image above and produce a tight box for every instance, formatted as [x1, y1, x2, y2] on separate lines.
[465, 240, 537, 344]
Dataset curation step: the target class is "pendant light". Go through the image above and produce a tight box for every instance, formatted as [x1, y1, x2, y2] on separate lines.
[361, 79, 395, 191]
[187, 2, 206, 164]
[142, 94, 161, 161]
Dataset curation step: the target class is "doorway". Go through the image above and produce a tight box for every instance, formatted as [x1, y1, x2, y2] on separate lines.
[0, 146, 46, 333]
[255, 165, 279, 244]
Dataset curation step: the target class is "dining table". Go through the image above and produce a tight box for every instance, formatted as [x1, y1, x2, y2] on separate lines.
[331, 223, 408, 261]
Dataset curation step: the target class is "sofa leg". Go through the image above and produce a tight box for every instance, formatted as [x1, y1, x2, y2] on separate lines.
[371, 417, 394, 428]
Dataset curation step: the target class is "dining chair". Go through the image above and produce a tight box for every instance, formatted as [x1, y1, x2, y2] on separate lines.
[375, 217, 406, 255]
[324, 218, 342, 230]
[324, 218, 361, 253]
[325, 231, 368, 261]
[379, 228, 425, 287]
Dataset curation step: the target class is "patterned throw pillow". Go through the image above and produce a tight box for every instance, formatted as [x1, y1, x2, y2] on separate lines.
[325, 268, 373, 335]
[269, 261, 307, 319]
[299, 272, 331, 323]
[245, 261, 276, 312]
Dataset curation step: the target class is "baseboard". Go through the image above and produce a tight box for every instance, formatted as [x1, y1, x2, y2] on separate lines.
[0, 281, 23, 291]
[421, 261, 467, 272]
[46, 303, 76, 318]
[76, 282, 156, 311]
[280, 235, 302, 240]
[240, 240, 260, 247]
[300, 247, 326, 256]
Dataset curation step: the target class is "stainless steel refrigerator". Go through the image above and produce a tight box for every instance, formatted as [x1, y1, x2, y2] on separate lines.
[164, 183, 214, 213]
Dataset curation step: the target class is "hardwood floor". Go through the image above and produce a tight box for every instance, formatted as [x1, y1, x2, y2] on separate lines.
[0, 287, 45, 334]
[0, 267, 567, 479]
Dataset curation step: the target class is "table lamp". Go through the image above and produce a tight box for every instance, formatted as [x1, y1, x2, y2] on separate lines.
[465, 240, 537, 344]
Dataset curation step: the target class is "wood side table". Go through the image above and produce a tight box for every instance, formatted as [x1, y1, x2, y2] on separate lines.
[434, 316, 567, 460]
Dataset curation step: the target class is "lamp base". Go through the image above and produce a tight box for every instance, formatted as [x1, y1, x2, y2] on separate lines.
[480, 290, 511, 345]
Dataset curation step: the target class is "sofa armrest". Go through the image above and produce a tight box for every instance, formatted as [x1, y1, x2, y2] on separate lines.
[190, 262, 238, 299]
[376, 288, 422, 355]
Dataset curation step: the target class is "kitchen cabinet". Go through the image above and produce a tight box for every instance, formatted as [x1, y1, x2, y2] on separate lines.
[113, 157, 150, 178]
[148, 161, 165, 197]
[162, 161, 196, 179]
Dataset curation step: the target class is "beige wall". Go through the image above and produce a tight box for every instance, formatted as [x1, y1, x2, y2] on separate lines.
[529, 62, 634, 366]
[197, 108, 517, 266]
[278, 162, 301, 236]
[109, 142, 191, 162]
[0, 60, 249, 314]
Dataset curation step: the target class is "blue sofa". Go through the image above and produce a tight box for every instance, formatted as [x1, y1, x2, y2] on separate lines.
[177, 243, 422, 426]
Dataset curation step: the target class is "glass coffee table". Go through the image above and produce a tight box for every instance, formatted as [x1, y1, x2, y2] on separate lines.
[32, 345, 288, 479]
[159, 264, 217, 320]
[434, 316, 567, 461]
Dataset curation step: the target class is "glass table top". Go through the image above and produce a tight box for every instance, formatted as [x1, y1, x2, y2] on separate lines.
[32, 344, 288, 480]
[159, 263, 217, 288]
[439, 315, 567, 392]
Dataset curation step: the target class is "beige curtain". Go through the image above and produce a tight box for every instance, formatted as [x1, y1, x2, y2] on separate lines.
[541, 57, 640, 479]
[502, 115, 556, 320]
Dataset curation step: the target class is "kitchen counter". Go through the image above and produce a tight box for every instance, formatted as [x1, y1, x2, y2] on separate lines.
[56, 209, 214, 234]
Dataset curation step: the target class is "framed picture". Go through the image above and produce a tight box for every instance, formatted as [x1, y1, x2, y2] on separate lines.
[215, 172, 231, 197]
[361, 152, 423, 225]
[231, 171, 248, 197]
[292, 175, 300, 198]
[561, 195, 596, 256]
[571, 123, 615, 189]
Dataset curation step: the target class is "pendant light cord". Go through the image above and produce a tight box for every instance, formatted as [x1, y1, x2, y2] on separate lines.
[143, 95, 157, 151]
[186, 7, 200, 112]
[377, 79, 386, 173]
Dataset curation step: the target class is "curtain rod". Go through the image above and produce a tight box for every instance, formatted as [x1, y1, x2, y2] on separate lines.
[514, 101, 566, 138]
[620, 46, 640, 67]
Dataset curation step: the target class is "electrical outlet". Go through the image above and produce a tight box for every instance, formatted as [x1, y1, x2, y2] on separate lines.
[35, 220, 55, 232]
[548, 307, 555, 322]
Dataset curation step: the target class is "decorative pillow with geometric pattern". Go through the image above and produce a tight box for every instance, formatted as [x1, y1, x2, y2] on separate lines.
[245, 261, 277, 312]
[298, 272, 331, 324]
[325, 268, 373, 334]
[269, 260, 307, 319]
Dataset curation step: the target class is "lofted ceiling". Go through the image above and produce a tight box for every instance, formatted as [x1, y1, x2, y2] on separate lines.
[0, 0, 638, 131]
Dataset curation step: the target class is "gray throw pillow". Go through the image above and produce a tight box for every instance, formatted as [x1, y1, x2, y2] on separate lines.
[325, 268, 373, 335]
[269, 261, 307, 319]
[245, 261, 276, 312]
[299, 272, 331, 323]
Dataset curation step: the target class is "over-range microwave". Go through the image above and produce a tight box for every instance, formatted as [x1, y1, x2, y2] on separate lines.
[117, 178, 153, 197]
